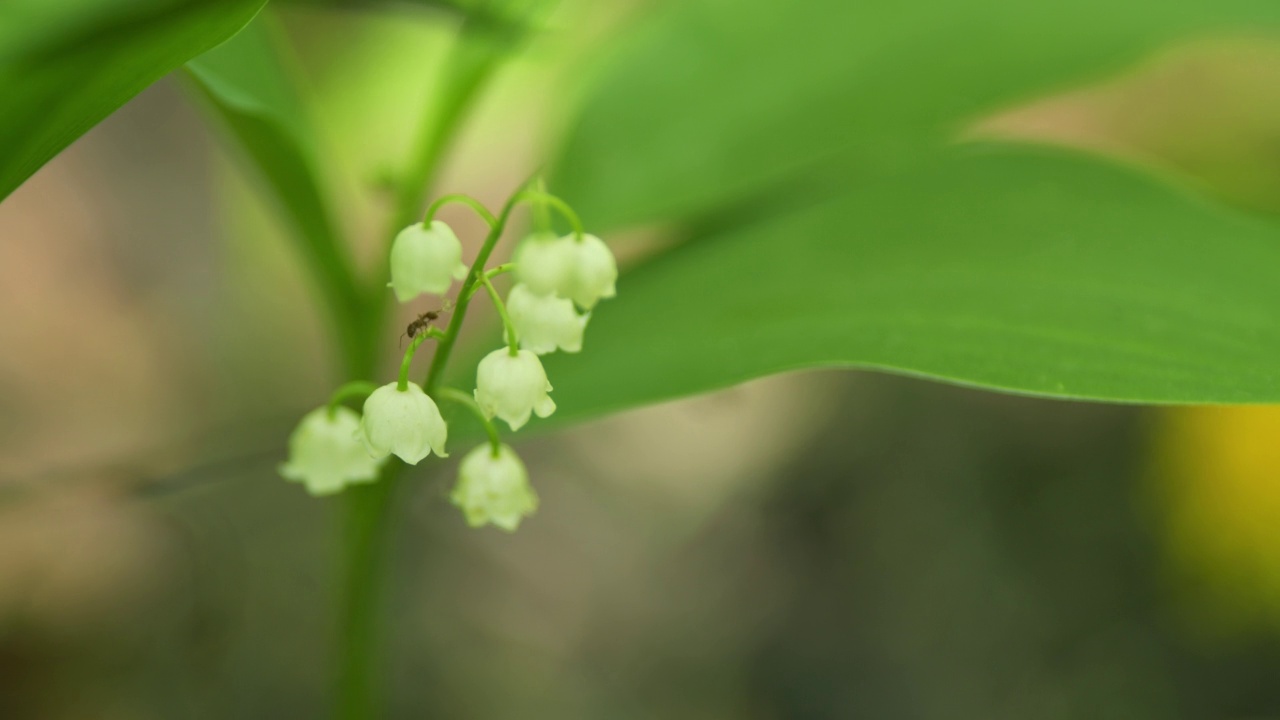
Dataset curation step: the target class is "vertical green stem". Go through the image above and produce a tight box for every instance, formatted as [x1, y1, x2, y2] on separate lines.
[377, 22, 510, 289]
[424, 188, 528, 393]
[336, 183, 525, 720]
[532, 177, 552, 233]
[337, 461, 400, 720]
[335, 18, 515, 720]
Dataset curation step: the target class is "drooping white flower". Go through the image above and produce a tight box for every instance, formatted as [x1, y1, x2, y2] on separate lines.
[514, 232, 618, 309]
[279, 407, 385, 496]
[474, 348, 555, 431]
[360, 382, 448, 464]
[388, 220, 468, 302]
[450, 444, 538, 531]
[506, 282, 587, 355]
[565, 233, 618, 309]
[513, 232, 574, 298]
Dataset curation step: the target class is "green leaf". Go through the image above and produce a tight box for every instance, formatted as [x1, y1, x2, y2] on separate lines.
[539, 0, 1280, 417]
[555, 0, 1280, 229]
[184, 14, 367, 368]
[543, 145, 1280, 419]
[0, 0, 266, 201]
[272, 0, 491, 16]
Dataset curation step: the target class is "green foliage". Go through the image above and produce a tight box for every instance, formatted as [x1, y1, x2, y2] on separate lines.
[10, 3, 1280, 716]
[184, 16, 370, 372]
[546, 145, 1280, 420]
[0, 0, 266, 201]
[556, 0, 1280, 228]
[548, 0, 1280, 412]
[6, 0, 1280, 414]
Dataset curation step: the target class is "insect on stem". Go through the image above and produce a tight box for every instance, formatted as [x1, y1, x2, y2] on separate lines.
[399, 306, 449, 347]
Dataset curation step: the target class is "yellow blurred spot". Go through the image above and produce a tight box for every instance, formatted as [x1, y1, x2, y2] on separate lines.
[1156, 406, 1280, 635]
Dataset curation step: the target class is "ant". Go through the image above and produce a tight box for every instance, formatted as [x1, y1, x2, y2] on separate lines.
[400, 300, 453, 347]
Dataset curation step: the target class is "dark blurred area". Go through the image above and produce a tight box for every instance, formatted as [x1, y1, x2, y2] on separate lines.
[4, 4, 1280, 719]
[9, 364, 1280, 719]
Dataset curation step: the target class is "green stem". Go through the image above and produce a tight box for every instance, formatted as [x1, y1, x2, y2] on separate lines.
[336, 19, 515, 720]
[532, 177, 552, 233]
[423, 193, 497, 228]
[435, 387, 502, 455]
[512, 189, 583, 240]
[396, 329, 444, 391]
[424, 180, 533, 393]
[337, 460, 400, 720]
[327, 381, 380, 418]
[377, 23, 510, 296]
[479, 273, 519, 354]
[463, 263, 515, 301]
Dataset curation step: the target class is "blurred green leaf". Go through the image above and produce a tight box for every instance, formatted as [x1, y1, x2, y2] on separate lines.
[540, 0, 1280, 414]
[544, 145, 1280, 417]
[184, 15, 367, 368]
[555, 0, 1280, 229]
[0, 0, 266, 201]
[273, 0, 479, 14]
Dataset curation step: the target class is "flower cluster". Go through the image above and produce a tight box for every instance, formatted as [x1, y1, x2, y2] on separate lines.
[279, 187, 615, 532]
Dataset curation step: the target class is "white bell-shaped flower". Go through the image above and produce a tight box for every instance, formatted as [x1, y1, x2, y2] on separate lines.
[513, 232, 574, 297]
[388, 220, 468, 301]
[450, 443, 538, 531]
[280, 406, 386, 496]
[360, 382, 449, 464]
[565, 233, 618, 309]
[506, 283, 587, 355]
[514, 233, 617, 309]
[474, 348, 555, 431]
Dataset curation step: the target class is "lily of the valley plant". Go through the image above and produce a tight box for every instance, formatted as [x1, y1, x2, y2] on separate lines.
[280, 184, 616, 531]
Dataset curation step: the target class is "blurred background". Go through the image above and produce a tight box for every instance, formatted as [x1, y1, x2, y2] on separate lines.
[5, 2, 1280, 718]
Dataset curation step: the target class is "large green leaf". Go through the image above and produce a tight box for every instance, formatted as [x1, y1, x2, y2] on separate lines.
[555, 0, 1280, 230]
[184, 14, 367, 364]
[543, 145, 1280, 419]
[537, 0, 1280, 416]
[0, 0, 266, 201]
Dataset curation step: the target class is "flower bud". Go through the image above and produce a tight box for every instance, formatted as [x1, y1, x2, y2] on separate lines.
[388, 220, 468, 302]
[514, 233, 617, 309]
[506, 283, 587, 355]
[474, 348, 555, 431]
[360, 382, 448, 464]
[279, 407, 385, 496]
[450, 443, 538, 531]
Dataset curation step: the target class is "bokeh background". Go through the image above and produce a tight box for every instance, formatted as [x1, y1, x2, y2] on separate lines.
[4, 2, 1280, 718]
